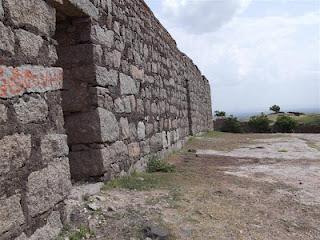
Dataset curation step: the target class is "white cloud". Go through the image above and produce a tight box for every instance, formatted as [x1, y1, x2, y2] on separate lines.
[167, 11, 319, 112]
[161, 0, 252, 34]
[145, 0, 320, 113]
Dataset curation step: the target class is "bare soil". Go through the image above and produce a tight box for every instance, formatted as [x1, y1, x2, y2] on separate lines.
[63, 133, 320, 240]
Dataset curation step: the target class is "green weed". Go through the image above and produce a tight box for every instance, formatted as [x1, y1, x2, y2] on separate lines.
[103, 172, 172, 191]
[147, 156, 176, 173]
[201, 131, 225, 138]
[278, 149, 288, 153]
[56, 226, 94, 240]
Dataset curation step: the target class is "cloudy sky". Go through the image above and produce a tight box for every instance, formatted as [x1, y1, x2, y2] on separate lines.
[144, 0, 320, 115]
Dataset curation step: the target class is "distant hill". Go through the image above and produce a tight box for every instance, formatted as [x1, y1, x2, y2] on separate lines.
[229, 107, 320, 120]
[267, 113, 320, 125]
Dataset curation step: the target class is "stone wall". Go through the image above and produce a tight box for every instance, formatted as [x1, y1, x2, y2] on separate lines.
[0, 1, 71, 239]
[59, 0, 213, 181]
[0, 0, 213, 239]
[188, 74, 213, 135]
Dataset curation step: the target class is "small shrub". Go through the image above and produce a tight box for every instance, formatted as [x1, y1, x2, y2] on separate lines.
[220, 116, 242, 133]
[248, 114, 271, 133]
[273, 115, 298, 133]
[147, 156, 176, 173]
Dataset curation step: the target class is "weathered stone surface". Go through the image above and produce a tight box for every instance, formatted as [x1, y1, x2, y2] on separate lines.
[48, 44, 58, 65]
[99, 108, 120, 143]
[146, 123, 154, 136]
[91, 25, 114, 48]
[52, 0, 99, 20]
[69, 182, 104, 201]
[95, 66, 118, 87]
[123, 96, 132, 113]
[120, 117, 130, 140]
[0, 0, 3, 20]
[151, 103, 157, 115]
[130, 65, 144, 80]
[129, 95, 136, 111]
[105, 0, 112, 12]
[132, 156, 148, 172]
[140, 140, 150, 155]
[15, 233, 27, 240]
[93, 86, 113, 110]
[128, 142, 140, 158]
[111, 141, 128, 156]
[62, 78, 89, 113]
[41, 134, 69, 162]
[48, 0, 63, 4]
[105, 50, 121, 68]
[66, 108, 119, 144]
[0, 66, 63, 98]
[14, 95, 48, 124]
[150, 133, 163, 152]
[113, 21, 120, 35]
[93, 44, 103, 65]
[107, 141, 128, 175]
[162, 131, 169, 148]
[58, 44, 94, 66]
[137, 121, 146, 140]
[70, 148, 107, 179]
[0, 194, 25, 234]
[65, 110, 100, 144]
[3, 0, 56, 36]
[120, 74, 138, 95]
[0, 104, 7, 123]
[167, 131, 172, 146]
[114, 98, 125, 113]
[129, 123, 137, 141]
[136, 99, 144, 114]
[0, 22, 15, 55]
[26, 159, 71, 216]
[15, 29, 44, 60]
[28, 211, 62, 240]
[63, 66, 95, 84]
[0, 134, 31, 176]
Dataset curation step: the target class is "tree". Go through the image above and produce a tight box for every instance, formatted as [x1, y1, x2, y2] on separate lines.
[270, 105, 281, 113]
[215, 111, 226, 117]
[273, 115, 298, 133]
[221, 115, 242, 133]
[248, 114, 271, 133]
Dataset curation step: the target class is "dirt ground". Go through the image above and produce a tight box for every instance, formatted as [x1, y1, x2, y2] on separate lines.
[62, 133, 320, 240]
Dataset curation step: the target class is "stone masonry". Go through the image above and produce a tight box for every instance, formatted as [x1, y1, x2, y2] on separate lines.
[0, 0, 213, 239]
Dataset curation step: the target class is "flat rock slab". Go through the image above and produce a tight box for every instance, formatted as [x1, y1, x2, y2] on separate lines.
[69, 182, 104, 201]
[197, 135, 320, 160]
[196, 134, 320, 206]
